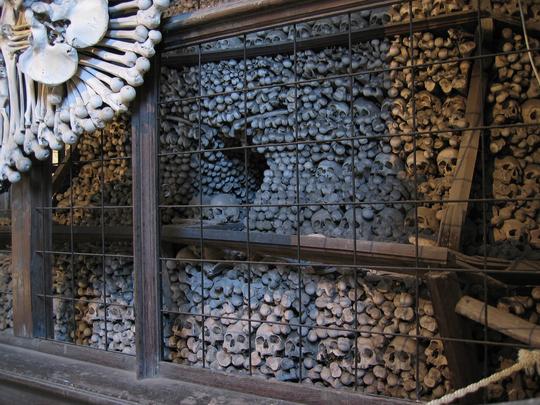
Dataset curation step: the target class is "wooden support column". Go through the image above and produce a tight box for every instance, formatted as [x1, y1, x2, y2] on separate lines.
[427, 272, 481, 399]
[132, 54, 161, 379]
[11, 161, 52, 338]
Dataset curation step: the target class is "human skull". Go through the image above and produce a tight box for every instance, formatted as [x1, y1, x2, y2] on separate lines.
[357, 337, 378, 369]
[371, 207, 404, 240]
[338, 208, 372, 239]
[208, 194, 241, 224]
[521, 99, 540, 124]
[173, 316, 201, 338]
[436, 147, 459, 177]
[223, 322, 249, 354]
[493, 156, 522, 185]
[265, 30, 287, 44]
[442, 95, 467, 128]
[312, 18, 335, 36]
[353, 98, 380, 123]
[203, 318, 224, 345]
[406, 151, 430, 176]
[326, 101, 349, 121]
[255, 323, 284, 356]
[493, 99, 521, 124]
[417, 207, 440, 235]
[524, 164, 540, 184]
[501, 219, 528, 244]
[383, 336, 415, 373]
[416, 91, 441, 112]
[373, 152, 404, 177]
[311, 208, 337, 236]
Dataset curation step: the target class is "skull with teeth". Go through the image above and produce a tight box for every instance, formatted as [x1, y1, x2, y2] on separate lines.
[255, 323, 284, 357]
[311, 208, 337, 236]
[493, 156, 522, 185]
[223, 322, 249, 354]
[406, 151, 430, 176]
[436, 147, 459, 177]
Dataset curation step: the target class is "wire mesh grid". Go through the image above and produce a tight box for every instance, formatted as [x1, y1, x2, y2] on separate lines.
[158, 0, 540, 401]
[35, 117, 135, 355]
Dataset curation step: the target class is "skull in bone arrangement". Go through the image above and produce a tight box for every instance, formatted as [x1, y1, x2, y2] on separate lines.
[493, 99, 521, 124]
[373, 152, 405, 177]
[371, 207, 405, 241]
[311, 208, 338, 236]
[315, 160, 344, 201]
[312, 18, 335, 36]
[338, 208, 372, 239]
[521, 99, 540, 124]
[436, 147, 459, 177]
[493, 156, 522, 185]
[383, 336, 416, 373]
[524, 164, 540, 184]
[416, 207, 440, 235]
[356, 337, 379, 369]
[326, 101, 350, 122]
[173, 316, 201, 338]
[406, 151, 430, 177]
[353, 98, 380, 125]
[255, 323, 284, 356]
[223, 322, 249, 354]
[442, 95, 467, 129]
[500, 219, 529, 244]
[203, 318, 224, 345]
[206, 194, 241, 224]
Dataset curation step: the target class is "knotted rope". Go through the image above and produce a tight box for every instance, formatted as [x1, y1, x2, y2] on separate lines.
[427, 349, 540, 405]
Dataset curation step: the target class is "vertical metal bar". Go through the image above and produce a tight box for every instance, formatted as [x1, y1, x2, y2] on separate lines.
[11, 160, 52, 338]
[100, 127, 108, 351]
[133, 53, 161, 379]
[69, 148, 76, 343]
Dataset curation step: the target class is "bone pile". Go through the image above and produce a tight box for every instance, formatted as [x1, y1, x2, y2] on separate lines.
[492, 0, 540, 21]
[54, 115, 132, 227]
[387, 29, 476, 244]
[162, 39, 414, 241]
[0, 254, 12, 331]
[488, 28, 540, 257]
[163, 246, 452, 400]
[389, 0, 472, 22]
[0, 0, 168, 185]
[53, 244, 135, 354]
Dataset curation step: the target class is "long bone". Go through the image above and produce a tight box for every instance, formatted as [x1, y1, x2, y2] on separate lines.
[98, 32, 161, 58]
[76, 68, 132, 112]
[107, 26, 149, 42]
[109, 6, 164, 30]
[79, 55, 145, 87]
[109, 0, 153, 14]
[84, 47, 138, 68]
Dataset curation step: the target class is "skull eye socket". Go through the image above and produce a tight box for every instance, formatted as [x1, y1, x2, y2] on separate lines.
[225, 334, 233, 341]
[269, 335, 280, 344]
[213, 326, 221, 334]
[256, 336, 265, 345]
[237, 335, 246, 343]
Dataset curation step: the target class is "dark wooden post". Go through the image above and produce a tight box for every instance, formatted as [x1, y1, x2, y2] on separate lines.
[132, 55, 161, 379]
[11, 161, 52, 338]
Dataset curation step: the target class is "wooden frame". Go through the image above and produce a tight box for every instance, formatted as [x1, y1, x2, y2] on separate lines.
[3, 0, 540, 402]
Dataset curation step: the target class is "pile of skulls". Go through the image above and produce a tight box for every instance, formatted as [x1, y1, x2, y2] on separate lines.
[0, 253, 12, 331]
[54, 115, 132, 227]
[492, 0, 540, 21]
[163, 246, 452, 400]
[487, 28, 540, 256]
[389, 0, 472, 22]
[53, 243, 135, 354]
[386, 29, 476, 244]
[161, 39, 414, 241]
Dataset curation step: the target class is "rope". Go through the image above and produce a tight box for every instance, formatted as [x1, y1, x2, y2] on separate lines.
[426, 349, 540, 405]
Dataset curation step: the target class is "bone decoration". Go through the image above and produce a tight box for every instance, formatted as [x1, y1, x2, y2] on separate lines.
[163, 246, 453, 400]
[487, 28, 540, 258]
[53, 243, 135, 353]
[0, 0, 169, 186]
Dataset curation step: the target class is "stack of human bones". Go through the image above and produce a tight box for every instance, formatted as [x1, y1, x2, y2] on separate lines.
[0, 0, 168, 184]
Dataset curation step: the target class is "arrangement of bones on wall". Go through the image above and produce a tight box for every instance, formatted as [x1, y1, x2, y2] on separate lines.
[163, 246, 453, 400]
[54, 115, 132, 227]
[0, 0, 168, 186]
[53, 243, 135, 354]
[492, 0, 540, 21]
[164, 0, 231, 16]
[0, 253, 12, 331]
[160, 27, 477, 245]
[486, 28, 540, 258]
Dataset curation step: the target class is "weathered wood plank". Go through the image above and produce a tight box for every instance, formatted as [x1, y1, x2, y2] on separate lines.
[11, 161, 52, 338]
[132, 54, 161, 379]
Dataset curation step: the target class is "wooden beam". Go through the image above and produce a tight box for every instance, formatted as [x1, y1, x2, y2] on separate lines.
[11, 161, 52, 338]
[427, 272, 481, 399]
[456, 296, 540, 347]
[437, 54, 488, 250]
[162, 0, 480, 50]
[132, 55, 161, 378]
